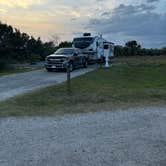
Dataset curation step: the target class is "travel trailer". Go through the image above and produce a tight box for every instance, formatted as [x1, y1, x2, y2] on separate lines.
[72, 33, 114, 62]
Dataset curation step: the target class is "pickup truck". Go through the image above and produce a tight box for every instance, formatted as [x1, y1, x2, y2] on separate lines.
[45, 48, 88, 72]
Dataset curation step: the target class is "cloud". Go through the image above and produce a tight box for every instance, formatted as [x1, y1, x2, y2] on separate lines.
[147, 0, 160, 3]
[87, 3, 166, 48]
[0, 0, 43, 8]
[0, 8, 7, 13]
[113, 4, 155, 15]
[0, 0, 165, 47]
[96, 0, 102, 1]
[0, 0, 92, 43]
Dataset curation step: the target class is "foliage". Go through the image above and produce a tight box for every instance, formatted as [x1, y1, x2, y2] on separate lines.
[0, 21, 55, 68]
[161, 47, 166, 55]
[114, 41, 165, 57]
[1, 21, 165, 70]
[0, 59, 9, 71]
[0, 56, 166, 116]
[57, 41, 72, 49]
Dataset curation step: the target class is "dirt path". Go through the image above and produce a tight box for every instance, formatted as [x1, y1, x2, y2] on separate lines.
[0, 107, 166, 166]
[0, 66, 96, 101]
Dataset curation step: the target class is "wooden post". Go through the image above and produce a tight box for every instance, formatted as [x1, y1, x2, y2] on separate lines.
[100, 58, 102, 68]
[97, 58, 102, 68]
[66, 63, 71, 94]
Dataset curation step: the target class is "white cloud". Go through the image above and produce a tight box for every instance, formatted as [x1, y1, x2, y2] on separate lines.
[0, 0, 43, 8]
[0, 0, 165, 47]
[0, 8, 7, 13]
[87, 3, 166, 48]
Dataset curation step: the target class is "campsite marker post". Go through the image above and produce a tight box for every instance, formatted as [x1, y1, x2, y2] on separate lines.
[66, 63, 71, 94]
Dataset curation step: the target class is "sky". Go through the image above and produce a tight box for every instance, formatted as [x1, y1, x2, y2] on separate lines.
[0, 0, 165, 48]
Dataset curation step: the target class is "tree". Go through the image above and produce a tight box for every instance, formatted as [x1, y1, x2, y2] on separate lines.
[114, 40, 166, 57]
[58, 41, 72, 48]
[114, 45, 124, 56]
[125, 41, 141, 56]
[0, 21, 56, 66]
[41, 41, 55, 60]
[161, 47, 166, 55]
[51, 34, 60, 47]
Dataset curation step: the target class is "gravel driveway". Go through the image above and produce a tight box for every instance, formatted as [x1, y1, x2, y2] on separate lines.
[0, 107, 166, 166]
[0, 65, 96, 101]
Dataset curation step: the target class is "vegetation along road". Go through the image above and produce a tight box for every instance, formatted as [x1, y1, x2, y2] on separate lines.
[0, 65, 97, 101]
[0, 56, 165, 117]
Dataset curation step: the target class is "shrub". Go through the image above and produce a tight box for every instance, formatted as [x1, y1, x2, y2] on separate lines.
[0, 59, 9, 71]
[29, 53, 41, 65]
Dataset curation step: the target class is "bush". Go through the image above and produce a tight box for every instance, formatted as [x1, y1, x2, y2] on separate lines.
[29, 53, 41, 65]
[0, 59, 9, 71]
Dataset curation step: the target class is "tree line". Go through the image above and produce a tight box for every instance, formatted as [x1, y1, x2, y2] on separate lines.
[114, 41, 166, 57]
[0, 22, 165, 70]
[0, 22, 55, 70]
[56, 40, 166, 57]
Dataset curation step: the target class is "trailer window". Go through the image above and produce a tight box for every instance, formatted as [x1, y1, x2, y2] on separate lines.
[73, 37, 94, 49]
[73, 37, 93, 42]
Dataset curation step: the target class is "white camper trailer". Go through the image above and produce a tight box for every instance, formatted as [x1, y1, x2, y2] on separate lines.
[72, 33, 114, 63]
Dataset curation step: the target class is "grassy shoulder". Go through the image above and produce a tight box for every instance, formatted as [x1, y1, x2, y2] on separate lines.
[0, 66, 43, 76]
[0, 56, 166, 117]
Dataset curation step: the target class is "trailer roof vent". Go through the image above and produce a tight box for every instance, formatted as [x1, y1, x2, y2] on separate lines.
[83, 33, 91, 37]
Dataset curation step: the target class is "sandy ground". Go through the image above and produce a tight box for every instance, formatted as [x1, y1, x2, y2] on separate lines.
[0, 106, 166, 166]
[0, 65, 96, 101]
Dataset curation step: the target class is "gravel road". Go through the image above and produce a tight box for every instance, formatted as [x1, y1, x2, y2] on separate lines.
[0, 107, 166, 166]
[0, 66, 96, 101]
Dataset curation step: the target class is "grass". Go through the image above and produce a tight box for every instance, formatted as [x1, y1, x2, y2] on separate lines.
[0, 66, 43, 76]
[0, 56, 166, 117]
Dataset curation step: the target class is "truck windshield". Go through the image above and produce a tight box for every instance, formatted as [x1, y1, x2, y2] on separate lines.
[55, 48, 74, 55]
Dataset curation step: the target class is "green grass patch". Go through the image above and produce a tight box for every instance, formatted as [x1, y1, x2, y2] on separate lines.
[0, 66, 43, 76]
[0, 56, 166, 117]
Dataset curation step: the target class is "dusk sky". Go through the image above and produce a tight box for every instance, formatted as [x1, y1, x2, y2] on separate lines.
[0, 0, 165, 48]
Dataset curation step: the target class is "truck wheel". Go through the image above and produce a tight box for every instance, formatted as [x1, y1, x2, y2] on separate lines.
[83, 60, 88, 68]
